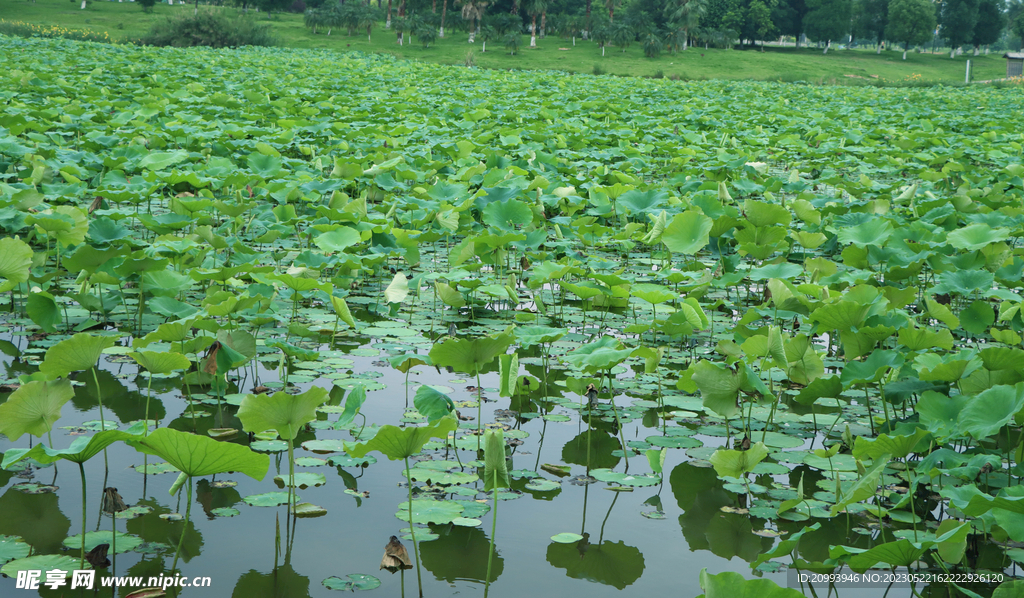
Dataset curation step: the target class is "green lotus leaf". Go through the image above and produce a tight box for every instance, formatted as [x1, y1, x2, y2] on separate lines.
[1, 555, 86, 578]
[429, 328, 514, 376]
[39, 333, 118, 379]
[662, 210, 712, 255]
[830, 454, 890, 516]
[413, 385, 455, 423]
[958, 383, 1024, 440]
[395, 499, 465, 524]
[482, 198, 533, 230]
[328, 294, 359, 330]
[840, 349, 903, 385]
[498, 353, 519, 398]
[434, 281, 467, 308]
[139, 150, 188, 170]
[698, 568, 804, 598]
[631, 283, 675, 305]
[0, 237, 32, 293]
[26, 291, 60, 333]
[690, 360, 743, 419]
[129, 351, 190, 375]
[127, 427, 269, 480]
[266, 340, 319, 362]
[3, 427, 143, 468]
[946, 223, 1009, 251]
[384, 272, 409, 304]
[315, 227, 361, 253]
[347, 416, 458, 460]
[561, 336, 633, 374]
[750, 523, 822, 570]
[0, 535, 30, 566]
[238, 387, 329, 441]
[483, 429, 510, 492]
[0, 378, 75, 441]
[514, 325, 566, 348]
[852, 427, 929, 460]
[836, 218, 894, 247]
[708, 442, 768, 479]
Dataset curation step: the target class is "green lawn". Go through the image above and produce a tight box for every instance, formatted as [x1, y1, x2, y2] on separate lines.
[0, 0, 1007, 83]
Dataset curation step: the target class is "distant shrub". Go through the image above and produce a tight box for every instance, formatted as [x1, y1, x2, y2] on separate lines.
[289, 0, 306, 13]
[140, 8, 276, 48]
[464, 49, 476, 66]
[592, 63, 605, 75]
[138, 0, 157, 11]
[652, 69, 664, 78]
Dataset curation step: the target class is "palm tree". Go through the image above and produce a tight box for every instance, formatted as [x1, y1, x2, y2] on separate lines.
[525, 0, 547, 47]
[459, 0, 489, 42]
[478, 23, 496, 51]
[664, 0, 706, 50]
[357, 5, 381, 41]
[304, 8, 323, 34]
[592, 23, 610, 55]
[605, 0, 615, 23]
[610, 21, 632, 51]
[440, 0, 449, 37]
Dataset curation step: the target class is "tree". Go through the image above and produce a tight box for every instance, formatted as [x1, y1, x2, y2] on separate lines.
[440, 0, 449, 37]
[478, 23, 497, 49]
[886, 0, 935, 58]
[665, 0, 708, 49]
[1015, 8, 1024, 50]
[139, 0, 157, 12]
[971, 0, 1004, 53]
[610, 20, 634, 49]
[747, 0, 775, 49]
[525, 0, 547, 46]
[459, 0, 488, 41]
[592, 22, 611, 54]
[854, 0, 888, 52]
[803, 0, 851, 52]
[772, 0, 808, 46]
[606, 0, 617, 22]
[940, 0, 980, 57]
[643, 30, 665, 55]
[358, 5, 382, 41]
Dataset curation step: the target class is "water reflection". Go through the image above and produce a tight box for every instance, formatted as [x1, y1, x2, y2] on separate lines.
[0, 487, 70, 554]
[420, 524, 503, 583]
[73, 369, 167, 424]
[561, 430, 621, 470]
[124, 499, 204, 563]
[546, 538, 645, 590]
[195, 479, 242, 520]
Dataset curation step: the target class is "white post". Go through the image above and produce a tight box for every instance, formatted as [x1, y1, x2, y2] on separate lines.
[965, 59, 971, 83]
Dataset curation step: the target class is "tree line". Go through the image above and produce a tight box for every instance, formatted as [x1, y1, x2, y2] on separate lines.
[291, 0, 1024, 55]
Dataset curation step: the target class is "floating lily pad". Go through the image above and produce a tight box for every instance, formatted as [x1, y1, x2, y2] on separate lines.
[525, 478, 561, 492]
[211, 507, 240, 518]
[274, 473, 327, 488]
[250, 440, 289, 452]
[328, 454, 377, 467]
[395, 499, 465, 524]
[550, 532, 584, 544]
[1, 555, 85, 578]
[292, 503, 328, 518]
[323, 574, 381, 591]
[63, 531, 142, 554]
[243, 492, 297, 507]
[0, 535, 30, 565]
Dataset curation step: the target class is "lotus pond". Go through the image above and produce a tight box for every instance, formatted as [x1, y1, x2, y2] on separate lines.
[1, 35, 1024, 598]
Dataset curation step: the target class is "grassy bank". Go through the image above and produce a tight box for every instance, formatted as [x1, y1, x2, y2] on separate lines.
[0, 0, 1007, 83]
